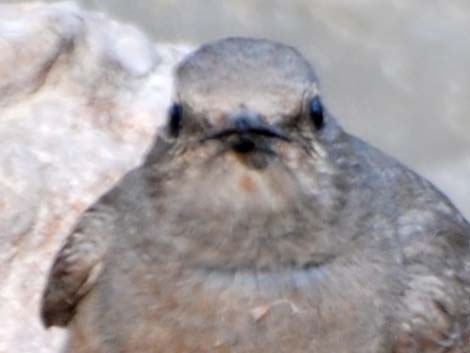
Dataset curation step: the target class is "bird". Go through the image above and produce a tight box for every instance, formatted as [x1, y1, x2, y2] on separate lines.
[41, 37, 470, 353]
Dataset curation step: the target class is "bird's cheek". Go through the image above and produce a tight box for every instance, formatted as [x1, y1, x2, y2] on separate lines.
[276, 142, 307, 169]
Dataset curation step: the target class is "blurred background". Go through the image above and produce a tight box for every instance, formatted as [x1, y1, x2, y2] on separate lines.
[10, 0, 470, 217]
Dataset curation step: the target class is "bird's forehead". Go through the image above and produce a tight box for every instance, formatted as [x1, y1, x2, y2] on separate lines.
[176, 38, 319, 121]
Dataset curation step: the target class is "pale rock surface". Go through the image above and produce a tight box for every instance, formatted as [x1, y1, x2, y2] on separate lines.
[0, 3, 190, 352]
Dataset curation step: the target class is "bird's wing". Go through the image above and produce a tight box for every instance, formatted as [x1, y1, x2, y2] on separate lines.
[393, 223, 470, 353]
[40, 202, 114, 328]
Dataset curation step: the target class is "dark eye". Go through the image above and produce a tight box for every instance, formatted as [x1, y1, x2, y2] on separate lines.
[309, 96, 324, 129]
[168, 103, 183, 137]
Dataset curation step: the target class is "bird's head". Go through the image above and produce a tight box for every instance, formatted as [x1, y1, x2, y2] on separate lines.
[165, 37, 336, 164]
[146, 37, 354, 271]
[153, 37, 345, 181]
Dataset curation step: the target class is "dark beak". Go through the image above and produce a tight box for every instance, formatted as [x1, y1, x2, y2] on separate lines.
[201, 112, 291, 143]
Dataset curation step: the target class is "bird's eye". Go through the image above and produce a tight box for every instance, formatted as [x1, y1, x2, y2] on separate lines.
[309, 96, 324, 129]
[168, 103, 183, 137]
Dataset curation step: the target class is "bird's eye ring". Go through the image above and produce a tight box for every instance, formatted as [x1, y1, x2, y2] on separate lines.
[168, 103, 183, 137]
[309, 96, 324, 129]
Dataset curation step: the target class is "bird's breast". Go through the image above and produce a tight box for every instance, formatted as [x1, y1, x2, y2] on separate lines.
[83, 251, 389, 353]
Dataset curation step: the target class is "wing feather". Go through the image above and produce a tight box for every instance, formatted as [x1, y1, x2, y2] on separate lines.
[41, 204, 113, 327]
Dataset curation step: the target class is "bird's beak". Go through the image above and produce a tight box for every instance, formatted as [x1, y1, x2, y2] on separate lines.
[201, 110, 290, 144]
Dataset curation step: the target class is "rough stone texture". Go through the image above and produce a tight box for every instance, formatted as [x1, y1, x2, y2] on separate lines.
[0, 3, 189, 352]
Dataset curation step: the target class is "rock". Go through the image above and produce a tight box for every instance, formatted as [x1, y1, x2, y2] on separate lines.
[0, 2, 190, 352]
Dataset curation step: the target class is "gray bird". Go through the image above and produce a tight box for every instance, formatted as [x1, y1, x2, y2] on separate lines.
[41, 37, 470, 353]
